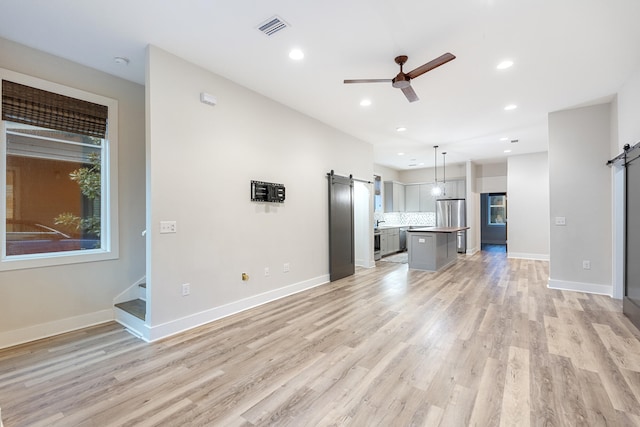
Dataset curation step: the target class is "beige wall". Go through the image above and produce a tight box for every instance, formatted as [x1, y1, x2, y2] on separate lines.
[374, 164, 399, 182]
[548, 103, 612, 295]
[507, 153, 550, 260]
[617, 66, 640, 151]
[145, 46, 373, 337]
[476, 161, 508, 194]
[0, 38, 146, 347]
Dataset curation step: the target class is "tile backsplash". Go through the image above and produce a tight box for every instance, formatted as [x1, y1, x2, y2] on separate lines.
[374, 211, 436, 227]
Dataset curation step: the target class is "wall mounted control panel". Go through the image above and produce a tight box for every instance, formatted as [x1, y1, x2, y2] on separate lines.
[251, 180, 286, 203]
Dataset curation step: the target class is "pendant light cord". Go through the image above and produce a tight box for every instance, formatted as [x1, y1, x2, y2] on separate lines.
[433, 145, 438, 185]
[442, 151, 447, 196]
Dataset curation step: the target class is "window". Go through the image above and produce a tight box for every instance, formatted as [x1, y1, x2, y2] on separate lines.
[488, 194, 506, 225]
[374, 175, 382, 212]
[1, 70, 118, 270]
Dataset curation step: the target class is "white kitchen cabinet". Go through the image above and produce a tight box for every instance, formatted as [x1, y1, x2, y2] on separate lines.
[419, 183, 436, 212]
[383, 179, 466, 213]
[384, 181, 405, 212]
[405, 184, 420, 212]
[443, 179, 466, 199]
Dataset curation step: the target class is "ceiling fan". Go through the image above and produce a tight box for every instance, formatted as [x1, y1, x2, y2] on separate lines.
[343, 53, 456, 102]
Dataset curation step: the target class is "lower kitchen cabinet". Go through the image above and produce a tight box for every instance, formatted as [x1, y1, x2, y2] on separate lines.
[380, 232, 388, 256]
[380, 227, 400, 256]
[386, 228, 400, 254]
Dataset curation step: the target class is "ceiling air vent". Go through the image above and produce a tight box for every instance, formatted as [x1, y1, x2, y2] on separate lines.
[257, 15, 289, 36]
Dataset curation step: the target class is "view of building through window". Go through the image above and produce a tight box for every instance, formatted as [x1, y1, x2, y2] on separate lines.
[5, 123, 103, 256]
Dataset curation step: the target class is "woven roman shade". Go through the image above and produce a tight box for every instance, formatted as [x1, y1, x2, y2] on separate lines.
[2, 80, 108, 139]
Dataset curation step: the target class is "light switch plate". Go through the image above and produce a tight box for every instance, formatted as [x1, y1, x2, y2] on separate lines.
[555, 216, 566, 226]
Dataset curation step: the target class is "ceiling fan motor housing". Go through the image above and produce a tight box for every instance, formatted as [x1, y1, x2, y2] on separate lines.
[393, 55, 411, 88]
[392, 73, 411, 89]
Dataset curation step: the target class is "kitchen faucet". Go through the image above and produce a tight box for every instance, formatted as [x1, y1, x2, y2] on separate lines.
[376, 220, 385, 227]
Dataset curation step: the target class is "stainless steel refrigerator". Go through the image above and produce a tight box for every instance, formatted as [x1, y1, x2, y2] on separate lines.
[436, 198, 466, 253]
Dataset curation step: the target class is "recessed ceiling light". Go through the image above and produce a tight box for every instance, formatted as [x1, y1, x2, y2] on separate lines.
[504, 149, 512, 153]
[114, 56, 129, 65]
[497, 60, 513, 70]
[289, 49, 304, 60]
[500, 137, 509, 141]
[396, 126, 407, 132]
[360, 99, 372, 107]
[504, 104, 518, 111]
[398, 152, 405, 156]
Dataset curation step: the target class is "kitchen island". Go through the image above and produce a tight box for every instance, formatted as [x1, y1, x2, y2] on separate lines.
[406, 226, 469, 272]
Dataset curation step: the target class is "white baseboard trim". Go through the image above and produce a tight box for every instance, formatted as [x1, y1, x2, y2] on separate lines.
[548, 279, 612, 296]
[114, 307, 150, 342]
[507, 252, 550, 261]
[0, 309, 114, 350]
[147, 274, 330, 342]
[356, 258, 376, 269]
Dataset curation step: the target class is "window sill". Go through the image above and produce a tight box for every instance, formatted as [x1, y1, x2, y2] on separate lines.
[0, 248, 118, 271]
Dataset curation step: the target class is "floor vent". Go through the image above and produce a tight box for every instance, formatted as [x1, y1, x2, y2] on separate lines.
[257, 15, 289, 36]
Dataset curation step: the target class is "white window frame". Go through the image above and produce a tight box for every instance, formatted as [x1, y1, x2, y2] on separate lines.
[0, 68, 119, 271]
[488, 194, 506, 226]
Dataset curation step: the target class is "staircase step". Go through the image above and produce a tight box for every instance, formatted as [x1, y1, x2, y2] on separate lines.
[115, 299, 146, 321]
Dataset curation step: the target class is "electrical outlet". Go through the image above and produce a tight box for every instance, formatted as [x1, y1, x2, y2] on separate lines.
[582, 260, 591, 270]
[160, 221, 177, 233]
[182, 283, 190, 296]
[264, 267, 270, 277]
[283, 263, 290, 273]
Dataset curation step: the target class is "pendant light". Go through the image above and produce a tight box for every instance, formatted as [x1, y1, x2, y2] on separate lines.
[442, 151, 447, 196]
[431, 145, 442, 196]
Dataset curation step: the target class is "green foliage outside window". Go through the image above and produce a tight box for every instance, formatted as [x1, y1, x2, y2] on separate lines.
[54, 152, 101, 237]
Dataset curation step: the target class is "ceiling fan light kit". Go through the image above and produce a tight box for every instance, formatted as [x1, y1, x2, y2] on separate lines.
[344, 52, 456, 103]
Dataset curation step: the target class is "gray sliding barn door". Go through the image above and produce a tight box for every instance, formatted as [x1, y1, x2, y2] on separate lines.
[625, 146, 640, 327]
[328, 172, 355, 281]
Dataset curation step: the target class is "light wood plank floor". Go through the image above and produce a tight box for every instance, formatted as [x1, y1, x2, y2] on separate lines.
[2, 251, 640, 426]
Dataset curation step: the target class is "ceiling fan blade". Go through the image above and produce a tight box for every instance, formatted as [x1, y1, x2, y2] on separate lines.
[344, 78, 392, 84]
[401, 86, 419, 102]
[406, 53, 456, 79]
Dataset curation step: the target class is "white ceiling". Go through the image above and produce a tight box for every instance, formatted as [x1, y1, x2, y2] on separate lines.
[1, 0, 639, 170]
